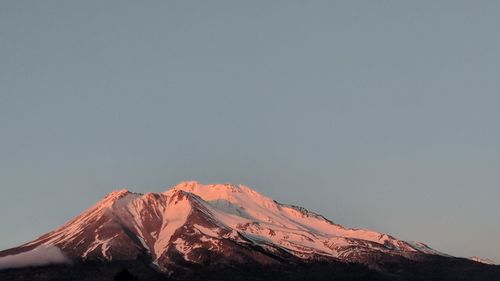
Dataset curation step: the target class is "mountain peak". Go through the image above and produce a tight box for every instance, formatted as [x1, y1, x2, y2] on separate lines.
[104, 188, 131, 198]
[168, 181, 271, 197]
[164, 181, 275, 212]
[1, 181, 452, 274]
[169, 181, 242, 192]
[166, 181, 241, 198]
[96, 189, 139, 209]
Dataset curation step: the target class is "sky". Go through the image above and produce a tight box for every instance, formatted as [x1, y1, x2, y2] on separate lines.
[0, 1, 499, 262]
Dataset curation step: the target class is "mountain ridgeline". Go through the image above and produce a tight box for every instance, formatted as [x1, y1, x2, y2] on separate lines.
[0, 181, 498, 281]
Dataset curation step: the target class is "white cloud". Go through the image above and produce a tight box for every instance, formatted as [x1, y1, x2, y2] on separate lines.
[0, 246, 70, 270]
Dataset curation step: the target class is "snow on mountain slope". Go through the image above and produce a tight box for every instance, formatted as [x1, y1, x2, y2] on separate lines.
[0, 181, 448, 271]
[470, 256, 496, 265]
[168, 182, 429, 260]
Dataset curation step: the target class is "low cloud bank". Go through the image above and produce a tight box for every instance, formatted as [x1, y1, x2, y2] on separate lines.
[0, 246, 70, 270]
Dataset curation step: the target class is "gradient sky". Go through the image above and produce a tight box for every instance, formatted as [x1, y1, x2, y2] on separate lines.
[1, 1, 499, 262]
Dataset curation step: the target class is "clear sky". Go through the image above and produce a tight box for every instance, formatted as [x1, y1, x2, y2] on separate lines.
[1, 1, 499, 262]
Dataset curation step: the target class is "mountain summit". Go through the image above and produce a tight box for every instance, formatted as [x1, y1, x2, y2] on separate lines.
[1, 181, 499, 281]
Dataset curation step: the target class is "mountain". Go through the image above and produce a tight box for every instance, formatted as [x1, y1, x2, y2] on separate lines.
[470, 256, 496, 265]
[1, 181, 499, 281]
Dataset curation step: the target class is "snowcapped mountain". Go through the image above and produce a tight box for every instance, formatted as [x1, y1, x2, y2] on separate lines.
[1, 181, 499, 281]
[1, 182, 442, 267]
